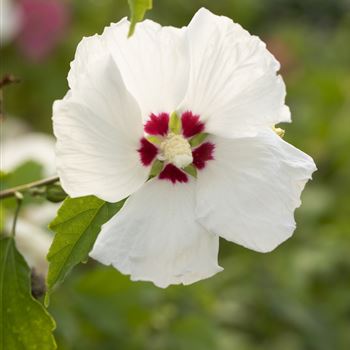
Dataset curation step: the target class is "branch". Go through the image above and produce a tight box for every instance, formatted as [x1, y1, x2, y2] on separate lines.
[0, 176, 60, 200]
[11, 192, 23, 236]
[0, 74, 21, 88]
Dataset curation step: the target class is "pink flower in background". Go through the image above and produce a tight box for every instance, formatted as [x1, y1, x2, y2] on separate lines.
[16, 0, 70, 61]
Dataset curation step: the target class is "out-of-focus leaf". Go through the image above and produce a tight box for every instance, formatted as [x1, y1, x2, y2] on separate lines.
[127, 0, 152, 37]
[1, 160, 44, 189]
[0, 237, 56, 350]
[0, 202, 6, 232]
[45, 196, 124, 305]
[1, 160, 45, 210]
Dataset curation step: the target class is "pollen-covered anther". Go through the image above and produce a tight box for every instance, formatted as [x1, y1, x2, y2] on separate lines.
[273, 126, 285, 138]
[158, 132, 193, 168]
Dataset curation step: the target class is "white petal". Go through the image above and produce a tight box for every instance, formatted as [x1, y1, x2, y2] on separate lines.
[67, 34, 106, 90]
[90, 179, 222, 288]
[53, 55, 148, 202]
[101, 18, 189, 119]
[179, 8, 290, 138]
[195, 130, 316, 252]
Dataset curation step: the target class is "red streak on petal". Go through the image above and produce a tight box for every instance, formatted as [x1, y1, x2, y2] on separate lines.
[192, 142, 215, 170]
[159, 164, 188, 184]
[138, 138, 158, 166]
[144, 113, 169, 136]
[181, 111, 205, 138]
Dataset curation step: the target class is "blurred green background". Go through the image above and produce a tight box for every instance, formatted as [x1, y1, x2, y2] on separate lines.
[1, 0, 350, 349]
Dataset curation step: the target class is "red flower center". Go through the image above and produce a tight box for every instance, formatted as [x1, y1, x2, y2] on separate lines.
[138, 111, 215, 184]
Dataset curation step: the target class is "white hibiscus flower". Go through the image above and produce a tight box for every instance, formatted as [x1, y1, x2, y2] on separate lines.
[53, 8, 316, 288]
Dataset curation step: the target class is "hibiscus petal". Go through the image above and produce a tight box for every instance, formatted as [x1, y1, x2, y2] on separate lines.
[101, 18, 189, 120]
[53, 55, 148, 202]
[158, 164, 188, 184]
[138, 138, 158, 166]
[195, 130, 316, 252]
[181, 111, 205, 138]
[67, 34, 105, 91]
[179, 8, 290, 138]
[90, 179, 223, 288]
[192, 142, 215, 170]
[144, 113, 169, 136]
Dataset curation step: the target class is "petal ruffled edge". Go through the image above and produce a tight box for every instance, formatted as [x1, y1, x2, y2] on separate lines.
[54, 54, 148, 202]
[195, 129, 316, 252]
[90, 178, 223, 288]
[178, 8, 290, 139]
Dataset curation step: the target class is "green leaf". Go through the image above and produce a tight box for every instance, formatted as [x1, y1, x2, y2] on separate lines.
[1, 160, 44, 190]
[127, 0, 153, 37]
[183, 164, 197, 178]
[1, 160, 45, 210]
[189, 133, 209, 148]
[169, 111, 181, 134]
[45, 196, 125, 305]
[0, 237, 56, 350]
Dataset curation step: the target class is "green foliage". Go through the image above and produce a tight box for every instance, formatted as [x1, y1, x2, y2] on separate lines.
[127, 0, 153, 37]
[45, 196, 125, 304]
[0, 160, 46, 230]
[0, 237, 56, 350]
[1, 0, 350, 349]
[49, 265, 219, 350]
[1, 160, 46, 212]
[2, 160, 44, 189]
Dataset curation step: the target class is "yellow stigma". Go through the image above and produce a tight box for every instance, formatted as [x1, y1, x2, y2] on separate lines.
[273, 126, 285, 138]
[159, 132, 193, 168]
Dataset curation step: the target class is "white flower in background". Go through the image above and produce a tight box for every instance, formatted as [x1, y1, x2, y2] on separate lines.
[53, 8, 316, 288]
[4, 219, 52, 275]
[2, 133, 56, 176]
[0, 0, 21, 46]
[1, 124, 57, 275]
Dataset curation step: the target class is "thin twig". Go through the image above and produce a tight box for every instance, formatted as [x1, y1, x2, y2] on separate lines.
[11, 192, 23, 236]
[0, 176, 60, 200]
[0, 74, 21, 88]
